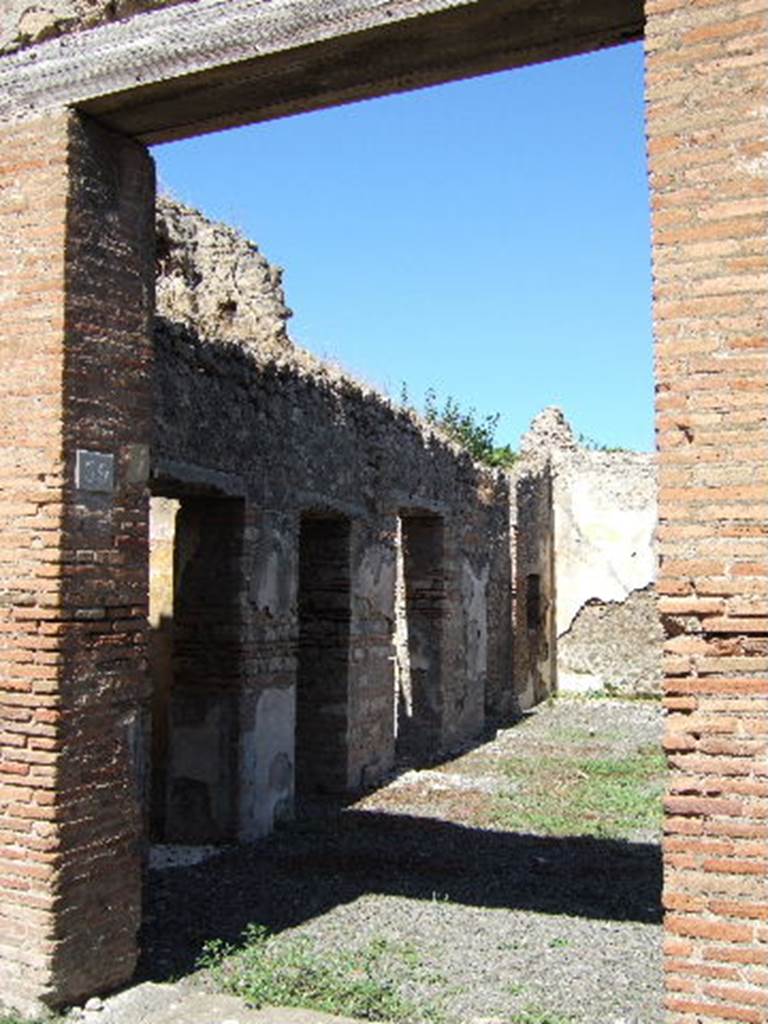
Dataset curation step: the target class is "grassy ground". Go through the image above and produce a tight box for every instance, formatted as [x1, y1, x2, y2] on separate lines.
[200, 924, 582, 1023]
[361, 699, 666, 843]
[200, 926, 446, 1023]
[193, 697, 665, 1024]
[490, 745, 665, 839]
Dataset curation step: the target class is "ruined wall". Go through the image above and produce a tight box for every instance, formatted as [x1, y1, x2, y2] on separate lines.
[512, 408, 662, 700]
[150, 198, 512, 835]
[553, 444, 662, 696]
[155, 197, 292, 356]
[558, 587, 662, 696]
[482, 480, 514, 723]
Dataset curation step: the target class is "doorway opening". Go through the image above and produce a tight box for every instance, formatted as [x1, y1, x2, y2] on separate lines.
[148, 492, 244, 843]
[296, 513, 352, 794]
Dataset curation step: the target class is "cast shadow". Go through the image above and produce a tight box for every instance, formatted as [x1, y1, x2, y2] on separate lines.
[138, 804, 661, 982]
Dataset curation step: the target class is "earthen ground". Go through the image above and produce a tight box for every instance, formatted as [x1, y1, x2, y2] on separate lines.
[126, 698, 664, 1024]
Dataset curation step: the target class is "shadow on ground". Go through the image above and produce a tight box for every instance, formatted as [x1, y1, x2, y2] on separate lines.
[138, 802, 662, 982]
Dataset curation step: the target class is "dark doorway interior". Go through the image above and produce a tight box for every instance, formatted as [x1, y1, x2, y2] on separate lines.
[148, 494, 244, 842]
[296, 514, 352, 794]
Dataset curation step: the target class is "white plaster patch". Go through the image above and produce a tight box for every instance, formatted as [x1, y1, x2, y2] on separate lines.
[461, 559, 489, 681]
[252, 547, 283, 615]
[558, 670, 606, 694]
[357, 544, 396, 617]
[238, 685, 295, 841]
[554, 465, 656, 636]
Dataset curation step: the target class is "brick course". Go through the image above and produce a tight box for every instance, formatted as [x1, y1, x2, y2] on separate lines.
[647, 1, 768, 1021]
[0, 110, 153, 1013]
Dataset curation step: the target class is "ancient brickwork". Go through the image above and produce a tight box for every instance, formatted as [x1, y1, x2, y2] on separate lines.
[0, 111, 153, 1014]
[646, 1, 768, 1021]
[55, 114, 154, 1006]
[0, 110, 70, 1018]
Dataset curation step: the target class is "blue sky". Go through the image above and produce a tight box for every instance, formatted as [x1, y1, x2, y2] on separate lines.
[154, 40, 653, 452]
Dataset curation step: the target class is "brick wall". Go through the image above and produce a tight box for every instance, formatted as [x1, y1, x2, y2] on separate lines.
[646, 1, 768, 1021]
[55, 112, 154, 1005]
[0, 111, 154, 1012]
[0, 110, 70, 1017]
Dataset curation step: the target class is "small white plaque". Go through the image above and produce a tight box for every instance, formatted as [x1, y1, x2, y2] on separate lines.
[75, 450, 114, 493]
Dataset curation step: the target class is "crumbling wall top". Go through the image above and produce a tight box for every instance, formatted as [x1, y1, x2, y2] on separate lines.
[155, 197, 510, 478]
[517, 406, 655, 481]
[519, 406, 578, 460]
[156, 196, 293, 357]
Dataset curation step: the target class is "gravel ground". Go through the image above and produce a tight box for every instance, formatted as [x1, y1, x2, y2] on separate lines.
[139, 698, 664, 1024]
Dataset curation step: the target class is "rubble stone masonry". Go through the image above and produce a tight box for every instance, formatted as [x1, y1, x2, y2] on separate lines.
[646, 1, 768, 1021]
[152, 198, 512, 811]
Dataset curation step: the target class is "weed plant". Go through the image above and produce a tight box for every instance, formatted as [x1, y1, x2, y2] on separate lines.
[511, 1010, 575, 1024]
[199, 924, 444, 1023]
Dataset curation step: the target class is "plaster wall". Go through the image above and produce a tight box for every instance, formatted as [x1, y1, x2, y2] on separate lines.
[553, 451, 657, 637]
[512, 408, 662, 699]
[239, 685, 295, 840]
[553, 448, 663, 695]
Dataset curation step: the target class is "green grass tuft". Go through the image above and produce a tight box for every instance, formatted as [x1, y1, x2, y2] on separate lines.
[511, 1011, 575, 1024]
[491, 745, 665, 839]
[199, 923, 445, 1023]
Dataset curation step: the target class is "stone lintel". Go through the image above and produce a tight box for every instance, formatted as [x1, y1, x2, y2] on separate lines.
[0, 0, 643, 144]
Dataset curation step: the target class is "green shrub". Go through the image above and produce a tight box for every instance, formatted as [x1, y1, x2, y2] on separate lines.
[401, 384, 518, 468]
